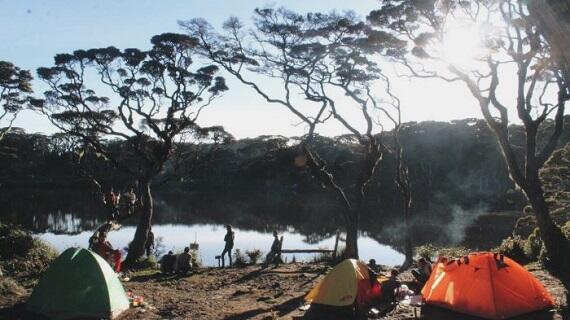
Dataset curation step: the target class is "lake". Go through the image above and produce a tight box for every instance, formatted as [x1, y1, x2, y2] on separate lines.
[3, 189, 500, 267]
[38, 223, 405, 266]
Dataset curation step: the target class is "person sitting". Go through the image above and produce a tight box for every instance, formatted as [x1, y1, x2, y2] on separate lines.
[160, 251, 177, 274]
[264, 230, 282, 267]
[104, 188, 120, 220]
[177, 247, 193, 274]
[368, 258, 381, 273]
[411, 258, 432, 288]
[123, 188, 137, 216]
[379, 269, 400, 304]
[95, 233, 122, 273]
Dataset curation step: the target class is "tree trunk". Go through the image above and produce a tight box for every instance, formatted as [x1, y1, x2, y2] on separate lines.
[124, 180, 153, 267]
[344, 215, 359, 259]
[524, 181, 570, 270]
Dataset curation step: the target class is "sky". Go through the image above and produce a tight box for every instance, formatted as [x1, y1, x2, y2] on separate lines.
[1, 0, 489, 139]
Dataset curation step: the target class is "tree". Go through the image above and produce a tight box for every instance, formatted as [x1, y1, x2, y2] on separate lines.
[370, 0, 570, 268]
[182, 8, 406, 258]
[37, 33, 228, 265]
[527, 0, 570, 92]
[0, 61, 36, 141]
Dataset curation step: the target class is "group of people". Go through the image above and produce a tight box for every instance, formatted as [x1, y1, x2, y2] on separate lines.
[218, 225, 283, 268]
[160, 247, 194, 274]
[359, 257, 433, 309]
[103, 187, 138, 221]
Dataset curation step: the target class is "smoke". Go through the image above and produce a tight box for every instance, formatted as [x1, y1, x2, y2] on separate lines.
[373, 203, 490, 250]
[446, 204, 488, 245]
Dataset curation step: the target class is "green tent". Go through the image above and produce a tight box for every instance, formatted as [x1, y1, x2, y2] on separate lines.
[27, 247, 130, 319]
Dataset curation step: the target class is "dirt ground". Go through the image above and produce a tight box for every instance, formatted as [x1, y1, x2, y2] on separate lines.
[1, 262, 568, 320]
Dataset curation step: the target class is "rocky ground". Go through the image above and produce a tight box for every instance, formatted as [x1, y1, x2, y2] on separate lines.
[1, 262, 568, 320]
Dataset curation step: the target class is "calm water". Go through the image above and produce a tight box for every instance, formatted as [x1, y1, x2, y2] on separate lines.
[39, 224, 405, 267]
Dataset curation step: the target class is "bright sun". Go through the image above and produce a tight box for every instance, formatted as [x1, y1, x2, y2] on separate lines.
[441, 20, 486, 70]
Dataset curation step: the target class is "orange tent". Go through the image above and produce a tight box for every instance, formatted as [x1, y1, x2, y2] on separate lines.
[422, 252, 554, 319]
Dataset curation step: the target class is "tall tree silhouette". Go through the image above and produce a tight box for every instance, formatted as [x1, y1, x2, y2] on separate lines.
[38, 33, 228, 265]
[0, 61, 37, 141]
[182, 8, 406, 258]
[370, 0, 570, 269]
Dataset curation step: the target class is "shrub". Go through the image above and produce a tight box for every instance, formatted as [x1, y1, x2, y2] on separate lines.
[0, 224, 58, 281]
[494, 236, 529, 265]
[0, 224, 35, 260]
[414, 245, 470, 260]
[562, 221, 570, 239]
[524, 228, 542, 260]
[232, 249, 247, 267]
[245, 249, 263, 265]
[191, 249, 202, 268]
[0, 277, 26, 297]
[129, 256, 158, 270]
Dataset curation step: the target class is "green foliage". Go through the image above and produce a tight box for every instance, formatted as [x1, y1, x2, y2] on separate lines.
[191, 249, 202, 268]
[311, 247, 338, 264]
[245, 249, 263, 264]
[129, 256, 158, 270]
[562, 221, 570, 239]
[0, 223, 58, 281]
[414, 244, 470, 260]
[232, 249, 247, 267]
[0, 224, 35, 260]
[494, 236, 530, 265]
[523, 228, 543, 260]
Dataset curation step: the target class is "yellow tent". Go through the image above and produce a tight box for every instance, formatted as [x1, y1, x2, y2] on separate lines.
[305, 259, 374, 307]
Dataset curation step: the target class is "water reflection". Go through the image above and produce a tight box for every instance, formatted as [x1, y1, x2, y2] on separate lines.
[3, 189, 506, 263]
[39, 224, 405, 266]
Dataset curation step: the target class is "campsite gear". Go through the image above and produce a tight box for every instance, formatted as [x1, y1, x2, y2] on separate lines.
[305, 259, 381, 309]
[27, 247, 130, 320]
[422, 252, 555, 319]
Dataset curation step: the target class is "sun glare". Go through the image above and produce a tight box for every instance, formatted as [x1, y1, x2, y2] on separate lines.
[441, 21, 486, 70]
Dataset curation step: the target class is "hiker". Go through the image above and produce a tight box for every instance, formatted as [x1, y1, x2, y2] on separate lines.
[145, 228, 155, 257]
[264, 230, 281, 266]
[411, 257, 432, 288]
[367, 259, 381, 273]
[220, 225, 234, 268]
[160, 251, 177, 274]
[177, 247, 193, 274]
[379, 269, 400, 304]
[124, 188, 137, 216]
[104, 188, 120, 220]
[95, 233, 122, 273]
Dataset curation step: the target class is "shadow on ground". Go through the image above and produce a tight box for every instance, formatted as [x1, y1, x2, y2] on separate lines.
[420, 305, 558, 320]
[223, 295, 305, 320]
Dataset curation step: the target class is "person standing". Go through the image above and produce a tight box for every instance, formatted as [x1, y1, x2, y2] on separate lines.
[220, 225, 234, 268]
[145, 228, 155, 257]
